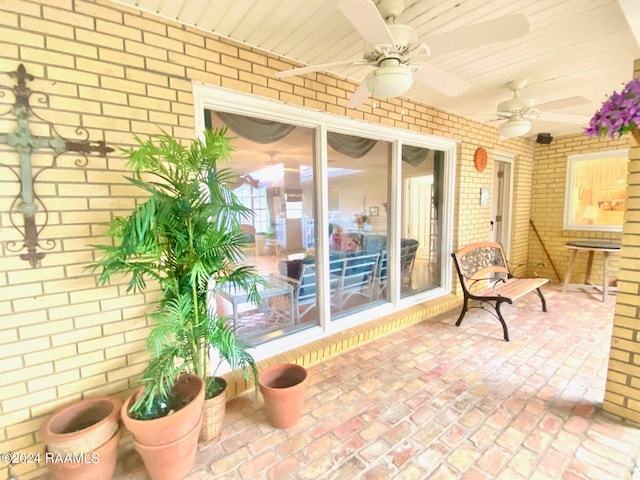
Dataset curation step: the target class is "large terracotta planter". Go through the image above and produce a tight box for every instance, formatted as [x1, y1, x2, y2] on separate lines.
[121, 374, 204, 480]
[199, 377, 227, 443]
[258, 363, 308, 428]
[121, 374, 204, 446]
[45, 427, 122, 480]
[39, 396, 121, 455]
[133, 416, 202, 480]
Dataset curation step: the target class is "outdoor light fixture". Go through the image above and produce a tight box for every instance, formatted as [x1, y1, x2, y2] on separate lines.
[366, 60, 414, 99]
[499, 117, 531, 139]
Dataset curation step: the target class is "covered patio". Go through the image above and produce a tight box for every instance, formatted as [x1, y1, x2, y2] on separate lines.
[112, 285, 640, 479]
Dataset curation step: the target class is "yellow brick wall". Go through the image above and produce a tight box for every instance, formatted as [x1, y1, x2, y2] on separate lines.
[0, 1, 533, 478]
[604, 58, 640, 422]
[530, 134, 629, 284]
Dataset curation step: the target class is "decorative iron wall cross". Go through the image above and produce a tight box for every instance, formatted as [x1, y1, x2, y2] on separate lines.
[0, 64, 114, 268]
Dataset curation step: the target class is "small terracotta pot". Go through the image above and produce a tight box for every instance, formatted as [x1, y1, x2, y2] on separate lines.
[259, 363, 308, 428]
[133, 415, 202, 480]
[121, 374, 204, 446]
[40, 396, 121, 455]
[199, 377, 227, 443]
[45, 427, 122, 480]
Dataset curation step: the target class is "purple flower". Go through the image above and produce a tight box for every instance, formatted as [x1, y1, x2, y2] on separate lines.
[585, 78, 640, 139]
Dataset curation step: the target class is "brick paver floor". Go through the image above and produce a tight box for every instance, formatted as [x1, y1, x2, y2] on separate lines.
[113, 285, 640, 479]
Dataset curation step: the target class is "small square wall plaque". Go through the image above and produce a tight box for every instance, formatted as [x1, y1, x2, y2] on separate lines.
[480, 188, 490, 207]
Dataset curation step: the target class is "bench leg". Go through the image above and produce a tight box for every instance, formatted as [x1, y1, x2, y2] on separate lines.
[494, 301, 510, 342]
[455, 297, 469, 326]
[534, 287, 547, 312]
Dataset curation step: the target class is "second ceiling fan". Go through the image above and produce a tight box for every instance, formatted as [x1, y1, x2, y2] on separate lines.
[487, 79, 592, 138]
[276, 0, 531, 108]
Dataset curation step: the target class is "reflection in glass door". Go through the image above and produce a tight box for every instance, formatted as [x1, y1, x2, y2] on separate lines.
[326, 132, 390, 320]
[207, 110, 317, 345]
[401, 146, 444, 297]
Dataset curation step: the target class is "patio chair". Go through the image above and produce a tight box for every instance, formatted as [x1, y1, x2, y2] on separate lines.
[400, 239, 419, 289]
[339, 251, 381, 307]
[372, 238, 420, 296]
[273, 256, 346, 321]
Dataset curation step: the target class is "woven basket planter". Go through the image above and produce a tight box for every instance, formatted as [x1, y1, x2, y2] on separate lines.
[632, 127, 640, 145]
[199, 377, 227, 443]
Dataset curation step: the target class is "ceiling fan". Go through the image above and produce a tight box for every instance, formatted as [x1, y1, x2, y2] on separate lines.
[491, 79, 592, 138]
[275, 0, 531, 108]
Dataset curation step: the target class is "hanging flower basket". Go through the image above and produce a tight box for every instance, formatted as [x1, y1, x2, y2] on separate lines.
[585, 77, 640, 141]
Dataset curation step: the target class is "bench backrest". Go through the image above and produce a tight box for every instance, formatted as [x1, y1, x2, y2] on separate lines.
[451, 241, 510, 292]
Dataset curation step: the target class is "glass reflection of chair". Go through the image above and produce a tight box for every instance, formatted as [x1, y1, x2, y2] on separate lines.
[271, 256, 344, 322]
[400, 239, 419, 290]
[239, 224, 258, 257]
[264, 273, 296, 324]
[372, 239, 420, 297]
[338, 252, 380, 308]
[297, 257, 344, 319]
[373, 249, 388, 298]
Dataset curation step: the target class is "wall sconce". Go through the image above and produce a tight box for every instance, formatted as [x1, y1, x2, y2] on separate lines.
[0, 64, 114, 268]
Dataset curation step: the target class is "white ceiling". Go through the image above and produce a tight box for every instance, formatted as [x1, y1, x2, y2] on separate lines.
[111, 0, 640, 139]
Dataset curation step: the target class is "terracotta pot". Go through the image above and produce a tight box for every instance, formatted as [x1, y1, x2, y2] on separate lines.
[40, 396, 121, 455]
[133, 415, 202, 480]
[258, 363, 308, 428]
[121, 374, 204, 446]
[45, 427, 122, 480]
[199, 377, 227, 443]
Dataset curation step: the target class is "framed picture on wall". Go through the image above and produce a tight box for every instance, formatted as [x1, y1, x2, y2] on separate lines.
[369, 206, 379, 217]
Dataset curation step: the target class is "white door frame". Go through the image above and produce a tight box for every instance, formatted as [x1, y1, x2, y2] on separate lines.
[492, 151, 515, 256]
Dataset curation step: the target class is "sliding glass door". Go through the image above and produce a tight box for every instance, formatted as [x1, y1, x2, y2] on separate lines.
[195, 83, 455, 352]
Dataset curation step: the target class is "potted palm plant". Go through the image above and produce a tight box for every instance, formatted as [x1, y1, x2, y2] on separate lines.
[90, 128, 263, 479]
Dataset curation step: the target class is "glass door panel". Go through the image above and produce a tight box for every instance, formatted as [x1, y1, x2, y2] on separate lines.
[207, 110, 317, 345]
[326, 132, 390, 320]
[401, 146, 444, 297]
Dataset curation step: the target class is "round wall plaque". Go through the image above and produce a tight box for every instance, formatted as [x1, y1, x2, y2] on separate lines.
[474, 147, 488, 172]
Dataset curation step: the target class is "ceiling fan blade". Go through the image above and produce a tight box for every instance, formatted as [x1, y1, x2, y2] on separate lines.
[347, 80, 372, 108]
[537, 96, 591, 111]
[477, 112, 510, 122]
[538, 112, 591, 124]
[276, 59, 368, 78]
[338, 0, 395, 46]
[426, 14, 530, 58]
[413, 64, 470, 97]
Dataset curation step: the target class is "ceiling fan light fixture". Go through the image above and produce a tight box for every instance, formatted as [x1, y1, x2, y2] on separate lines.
[366, 63, 413, 99]
[499, 118, 531, 138]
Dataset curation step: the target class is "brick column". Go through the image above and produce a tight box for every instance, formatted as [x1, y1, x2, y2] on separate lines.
[604, 58, 640, 422]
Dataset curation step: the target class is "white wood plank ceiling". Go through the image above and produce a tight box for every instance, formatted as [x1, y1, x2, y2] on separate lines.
[111, 0, 640, 138]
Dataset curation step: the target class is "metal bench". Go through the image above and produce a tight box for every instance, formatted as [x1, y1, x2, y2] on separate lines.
[451, 241, 549, 341]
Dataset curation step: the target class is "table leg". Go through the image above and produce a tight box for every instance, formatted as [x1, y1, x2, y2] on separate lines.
[602, 251, 610, 302]
[289, 285, 295, 324]
[584, 250, 594, 284]
[563, 249, 578, 292]
[232, 298, 239, 330]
